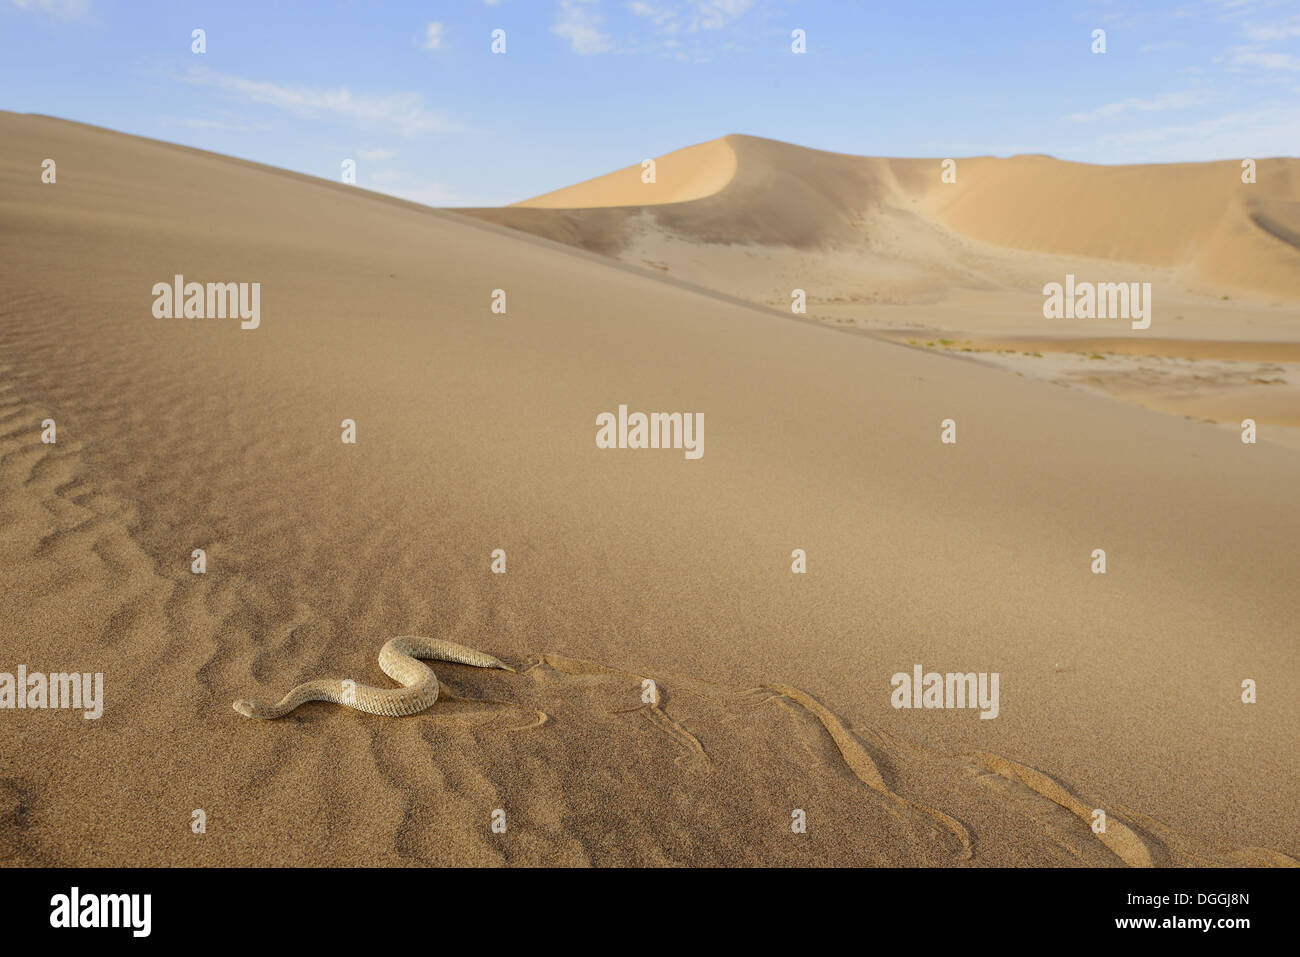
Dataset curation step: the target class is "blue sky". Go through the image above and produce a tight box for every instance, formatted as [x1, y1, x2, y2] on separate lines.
[2, 0, 1298, 206]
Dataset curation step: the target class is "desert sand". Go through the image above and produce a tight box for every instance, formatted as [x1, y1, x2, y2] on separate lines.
[1, 113, 1297, 866]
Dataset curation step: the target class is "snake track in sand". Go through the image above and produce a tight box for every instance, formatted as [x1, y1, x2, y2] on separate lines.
[233, 636, 514, 719]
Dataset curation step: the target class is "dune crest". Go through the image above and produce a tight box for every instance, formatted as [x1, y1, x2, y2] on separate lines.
[515, 137, 738, 209]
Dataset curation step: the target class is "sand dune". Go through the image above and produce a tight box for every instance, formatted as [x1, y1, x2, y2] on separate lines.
[461, 134, 1300, 446]
[464, 134, 1300, 301]
[1, 112, 1298, 866]
[515, 137, 738, 209]
[932, 154, 1300, 299]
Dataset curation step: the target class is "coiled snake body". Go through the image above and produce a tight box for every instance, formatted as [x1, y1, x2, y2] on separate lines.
[233, 636, 513, 719]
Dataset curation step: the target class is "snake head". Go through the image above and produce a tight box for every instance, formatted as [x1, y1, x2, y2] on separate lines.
[232, 699, 262, 718]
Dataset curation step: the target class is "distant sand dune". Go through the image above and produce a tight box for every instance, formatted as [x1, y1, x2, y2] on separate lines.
[463, 134, 1300, 300]
[515, 137, 738, 209]
[931, 155, 1300, 298]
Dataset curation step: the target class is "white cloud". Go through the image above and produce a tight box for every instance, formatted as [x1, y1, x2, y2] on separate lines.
[627, 0, 679, 36]
[627, 0, 756, 34]
[691, 0, 754, 30]
[1088, 102, 1300, 160]
[1242, 17, 1300, 41]
[553, 0, 613, 54]
[1139, 40, 1184, 52]
[1228, 45, 1300, 70]
[358, 148, 398, 160]
[8, 0, 89, 19]
[1066, 91, 1209, 122]
[421, 21, 446, 51]
[180, 68, 457, 137]
[1209, 0, 1263, 13]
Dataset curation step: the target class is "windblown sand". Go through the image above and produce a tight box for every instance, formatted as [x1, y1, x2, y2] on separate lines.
[1, 114, 1297, 866]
